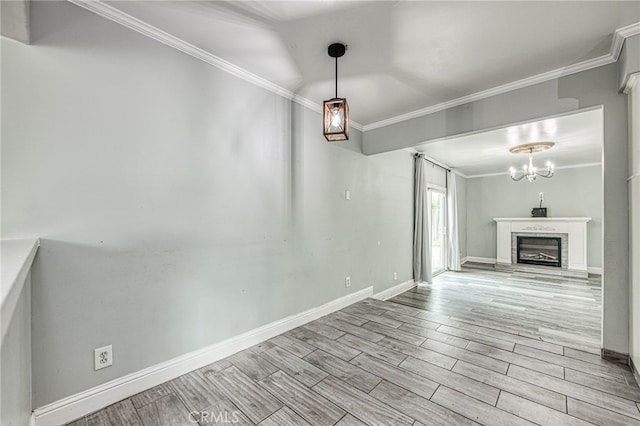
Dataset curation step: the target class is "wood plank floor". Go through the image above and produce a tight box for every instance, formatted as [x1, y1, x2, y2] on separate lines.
[390, 264, 603, 353]
[68, 267, 640, 426]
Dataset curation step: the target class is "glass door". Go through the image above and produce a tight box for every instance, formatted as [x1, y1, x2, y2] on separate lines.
[429, 189, 447, 276]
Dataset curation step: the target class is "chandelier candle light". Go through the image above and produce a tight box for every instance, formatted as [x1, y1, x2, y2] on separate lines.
[323, 43, 349, 142]
[509, 142, 555, 182]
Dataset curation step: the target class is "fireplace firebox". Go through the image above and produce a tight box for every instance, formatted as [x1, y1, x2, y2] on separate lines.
[516, 236, 562, 267]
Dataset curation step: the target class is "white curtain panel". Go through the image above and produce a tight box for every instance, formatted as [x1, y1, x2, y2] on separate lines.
[447, 171, 461, 271]
[413, 156, 432, 283]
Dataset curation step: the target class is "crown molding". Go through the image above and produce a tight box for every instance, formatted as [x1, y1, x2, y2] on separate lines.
[66, 0, 635, 135]
[611, 22, 640, 59]
[362, 54, 615, 131]
[465, 162, 602, 179]
[465, 171, 512, 179]
[66, 0, 364, 131]
[363, 23, 640, 132]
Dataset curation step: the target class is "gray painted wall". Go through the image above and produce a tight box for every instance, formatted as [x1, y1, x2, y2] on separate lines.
[1, 1, 413, 406]
[365, 63, 629, 354]
[620, 33, 640, 376]
[465, 166, 603, 268]
[0, 274, 32, 426]
[629, 76, 640, 382]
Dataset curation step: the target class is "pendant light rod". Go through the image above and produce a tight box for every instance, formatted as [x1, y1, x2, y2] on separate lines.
[328, 43, 346, 99]
[335, 56, 338, 98]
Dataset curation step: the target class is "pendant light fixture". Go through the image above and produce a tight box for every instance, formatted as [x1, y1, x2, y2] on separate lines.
[509, 142, 555, 182]
[323, 43, 349, 142]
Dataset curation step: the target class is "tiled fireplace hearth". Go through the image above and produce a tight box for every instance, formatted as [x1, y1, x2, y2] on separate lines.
[494, 217, 591, 278]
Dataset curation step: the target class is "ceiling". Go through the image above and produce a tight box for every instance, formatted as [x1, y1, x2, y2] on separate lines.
[102, 1, 640, 126]
[414, 108, 603, 177]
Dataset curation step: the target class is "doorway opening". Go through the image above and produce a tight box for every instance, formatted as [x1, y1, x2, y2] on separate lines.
[410, 106, 604, 352]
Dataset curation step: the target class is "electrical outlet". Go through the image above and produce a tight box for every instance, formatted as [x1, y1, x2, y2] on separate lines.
[345, 190, 351, 200]
[94, 345, 113, 370]
[345, 276, 351, 288]
[394, 272, 398, 281]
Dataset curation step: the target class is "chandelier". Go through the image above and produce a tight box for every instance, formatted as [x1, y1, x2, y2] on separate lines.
[323, 43, 349, 142]
[509, 142, 555, 182]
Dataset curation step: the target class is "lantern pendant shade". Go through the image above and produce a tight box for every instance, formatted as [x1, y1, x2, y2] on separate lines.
[323, 97, 349, 141]
[324, 42, 349, 142]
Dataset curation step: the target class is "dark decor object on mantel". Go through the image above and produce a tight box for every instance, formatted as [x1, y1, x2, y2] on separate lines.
[532, 208, 547, 217]
[531, 191, 548, 217]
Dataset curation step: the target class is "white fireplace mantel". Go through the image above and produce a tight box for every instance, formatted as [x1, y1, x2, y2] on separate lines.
[493, 217, 591, 273]
[493, 217, 592, 222]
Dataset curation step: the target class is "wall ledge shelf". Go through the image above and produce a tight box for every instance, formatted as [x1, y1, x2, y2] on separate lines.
[2, 238, 40, 341]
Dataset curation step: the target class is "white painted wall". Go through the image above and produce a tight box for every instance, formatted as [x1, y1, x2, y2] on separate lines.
[1, 1, 413, 407]
[629, 76, 640, 374]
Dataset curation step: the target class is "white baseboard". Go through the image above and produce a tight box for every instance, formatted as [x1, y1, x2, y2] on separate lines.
[465, 256, 497, 264]
[32, 286, 373, 426]
[461, 257, 468, 264]
[587, 267, 603, 275]
[373, 279, 416, 301]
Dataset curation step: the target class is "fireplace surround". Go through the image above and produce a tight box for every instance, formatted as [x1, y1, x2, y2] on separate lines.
[494, 217, 590, 277]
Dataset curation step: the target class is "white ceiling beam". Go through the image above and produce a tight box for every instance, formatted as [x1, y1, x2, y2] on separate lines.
[1, 0, 30, 44]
